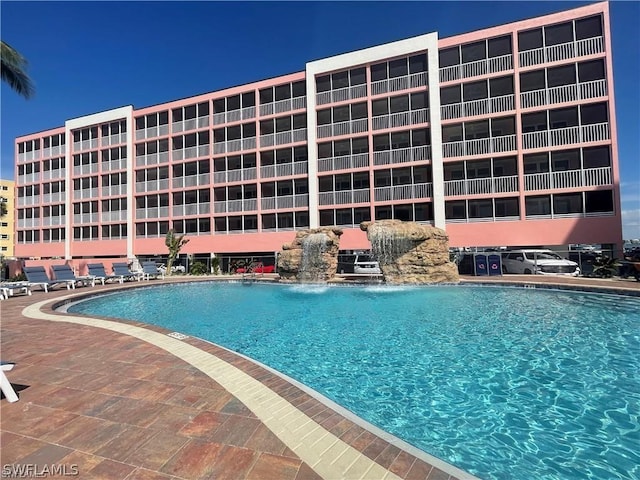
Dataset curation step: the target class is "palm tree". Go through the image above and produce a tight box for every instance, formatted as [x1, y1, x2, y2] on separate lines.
[1, 41, 35, 99]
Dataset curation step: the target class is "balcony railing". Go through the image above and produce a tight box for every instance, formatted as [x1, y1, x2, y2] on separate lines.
[172, 173, 211, 189]
[316, 85, 367, 105]
[260, 161, 308, 179]
[213, 199, 257, 214]
[73, 164, 99, 176]
[17, 173, 40, 185]
[520, 79, 608, 109]
[212, 167, 257, 184]
[17, 218, 40, 229]
[373, 145, 431, 166]
[135, 179, 170, 193]
[101, 211, 127, 223]
[317, 119, 368, 139]
[135, 124, 169, 140]
[213, 137, 257, 154]
[73, 139, 99, 152]
[318, 188, 370, 206]
[42, 169, 66, 181]
[260, 128, 307, 147]
[260, 194, 308, 210]
[371, 72, 428, 96]
[172, 203, 211, 217]
[17, 196, 40, 206]
[374, 182, 433, 202]
[171, 116, 209, 133]
[522, 123, 609, 150]
[102, 184, 127, 197]
[135, 152, 170, 167]
[73, 188, 98, 200]
[42, 192, 65, 204]
[372, 108, 429, 130]
[42, 216, 65, 227]
[444, 175, 518, 196]
[440, 94, 515, 120]
[102, 158, 128, 172]
[524, 166, 612, 191]
[259, 96, 306, 116]
[135, 206, 169, 219]
[171, 145, 210, 161]
[42, 145, 65, 158]
[443, 134, 516, 158]
[101, 132, 127, 147]
[519, 36, 604, 68]
[73, 213, 98, 224]
[17, 150, 41, 163]
[439, 54, 513, 83]
[318, 152, 369, 172]
[213, 106, 256, 125]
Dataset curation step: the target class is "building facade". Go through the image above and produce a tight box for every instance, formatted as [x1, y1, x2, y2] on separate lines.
[0, 179, 16, 258]
[13, 2, 623, 262]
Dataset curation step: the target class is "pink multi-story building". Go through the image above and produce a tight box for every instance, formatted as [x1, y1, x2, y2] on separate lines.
[14, 2, 622, 266]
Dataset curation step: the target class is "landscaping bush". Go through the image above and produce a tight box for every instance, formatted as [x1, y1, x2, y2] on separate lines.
[189, 261, 208, 276]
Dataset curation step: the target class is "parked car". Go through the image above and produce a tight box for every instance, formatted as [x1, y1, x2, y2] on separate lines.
[353, 254, 381, 275]
[501, 249, 580, 276]
[157, 264, 186, 274]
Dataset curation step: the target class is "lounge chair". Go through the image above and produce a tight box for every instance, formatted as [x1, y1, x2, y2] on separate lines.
[1, 362, 19, 403]
[52, 264, 95, 287]
[141, 261, 164, 280]
[87, 263, 123, 284]
[23, 266, 76, 292]
[112, 262, 143, 282]
[0, 282, 32, 299]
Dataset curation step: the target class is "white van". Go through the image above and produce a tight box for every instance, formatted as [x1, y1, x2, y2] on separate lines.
[502, 249, 580, 276]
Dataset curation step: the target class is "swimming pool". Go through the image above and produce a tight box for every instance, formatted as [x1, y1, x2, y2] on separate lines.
[67, 282, 640, 480]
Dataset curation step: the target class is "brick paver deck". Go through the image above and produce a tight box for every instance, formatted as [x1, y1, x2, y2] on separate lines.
[1, 275, 638, 479]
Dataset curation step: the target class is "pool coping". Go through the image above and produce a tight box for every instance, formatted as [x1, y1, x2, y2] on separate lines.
[23, 281, 479, 480]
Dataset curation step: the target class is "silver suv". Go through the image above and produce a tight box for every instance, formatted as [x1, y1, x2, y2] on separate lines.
[353, 254, 381, 275]
[502, 249, 580, 276]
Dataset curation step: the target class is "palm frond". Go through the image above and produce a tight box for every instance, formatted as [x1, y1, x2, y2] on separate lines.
[1, 41, 35, 99]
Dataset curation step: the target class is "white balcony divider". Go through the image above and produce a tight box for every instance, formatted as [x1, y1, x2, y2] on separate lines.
[584, 166, 612, 186]
[172, 203, 212, 217]
[134, 179, 169, 193]
[317, 118, 368, 139]
[260, 96, 307, 114]
[17, 173, 40, 184]
[73, 213, 98, 224]
[373, 145, 431, 166]
[136, 124, 169, 140]
[172, 172, 211, 189]
[318, 188, 370, 206]
[73, 188, 98, 200]
[101, 211, 127, 222]
[17, 196, 39, 206]
[17, 150, 41, 163]
[42, 192, 65, 204]
[372, 108, 429, 131]
[17, 218, 40, 229]
[519, 36, 604, 68]
[441, 94, 514, 120]
[101, 132, 127, 147]
[317, 85, 367, 105]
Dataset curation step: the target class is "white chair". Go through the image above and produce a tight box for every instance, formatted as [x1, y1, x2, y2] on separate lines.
[1, 362, 19, 403]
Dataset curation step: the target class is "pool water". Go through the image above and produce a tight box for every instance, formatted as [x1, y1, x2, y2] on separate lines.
[68, 283, 640, 480]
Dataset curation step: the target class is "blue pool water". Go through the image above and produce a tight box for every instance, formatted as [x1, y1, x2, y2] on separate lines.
[68, 283, 640, 480]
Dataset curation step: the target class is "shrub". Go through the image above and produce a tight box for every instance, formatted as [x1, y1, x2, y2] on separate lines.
[211, 257, 220, 275]
[189, 261, 208, 276]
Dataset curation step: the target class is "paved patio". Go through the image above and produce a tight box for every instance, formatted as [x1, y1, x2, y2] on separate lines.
[1, 275, 638, 479]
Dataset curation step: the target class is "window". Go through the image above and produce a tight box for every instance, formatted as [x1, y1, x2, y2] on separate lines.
[524, 153, 549, 174]
[580, 102, 608, 125]
[520, 70, 545, 92]
[585, 190, 613, 213]
[551, 149, 580, 171]
[441, 86, 461, 105]
[468, 199, 493, 218]
[547, 65, 576, 88]
[550, 106, 580, 130]
[553, 193, 582, 214]
[461, 41, 486, 63]
[578, 59, 605, 82]
[525, 195, 551, 215]
[464, 120, 489, 140]
[518, 28, 543, 51]
[544, 22, 573, 46]
[582, 146, 610, 168]
[445, 200, 466, 219]
[488, 35, 512, 57]
[439, 47, 460, 67]
[575, 15, 602, 40]
[463, 81, 488, 101]
[489, 76, 514, 97]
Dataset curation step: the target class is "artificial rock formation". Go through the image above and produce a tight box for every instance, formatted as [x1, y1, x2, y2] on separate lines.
[360, 220, 459, 284]
[277, 227, 343, 282]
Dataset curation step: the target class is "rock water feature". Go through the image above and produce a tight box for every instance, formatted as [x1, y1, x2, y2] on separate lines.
[277, 228, 342, 282]
[361, 220, 459, 284]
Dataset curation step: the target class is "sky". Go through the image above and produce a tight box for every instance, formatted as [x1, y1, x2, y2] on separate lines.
[1, 1, 639, 239]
